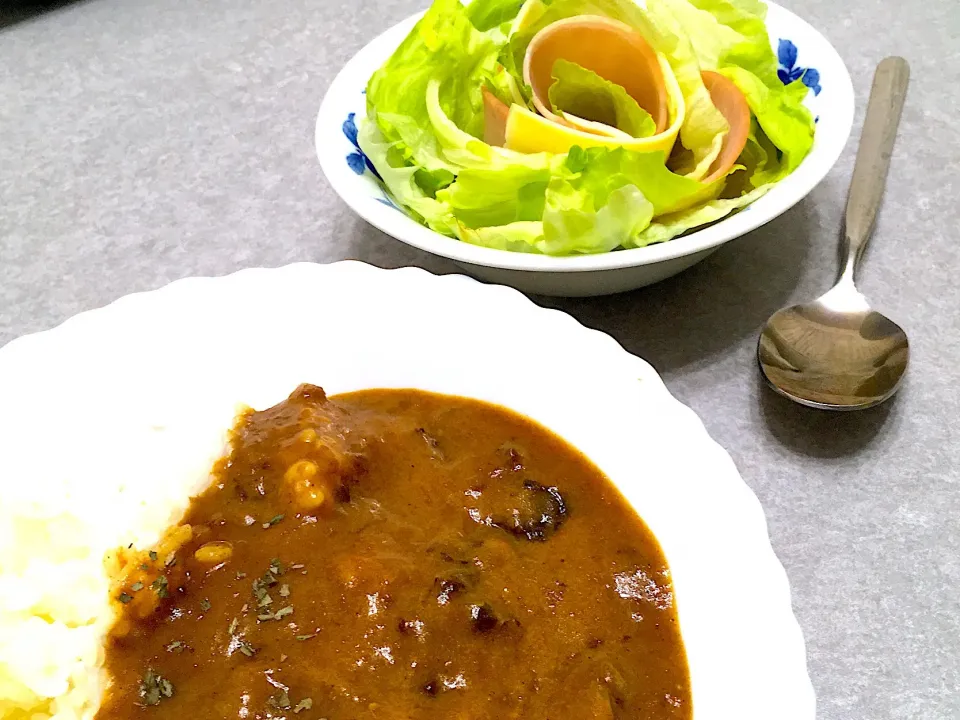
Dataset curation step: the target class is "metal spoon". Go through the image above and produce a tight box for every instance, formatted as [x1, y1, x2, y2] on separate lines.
[758, 57, 910, 411]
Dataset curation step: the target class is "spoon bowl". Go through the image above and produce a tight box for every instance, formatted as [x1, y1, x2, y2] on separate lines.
[759, 285, 909, 410]
[758, 56, 910, 411]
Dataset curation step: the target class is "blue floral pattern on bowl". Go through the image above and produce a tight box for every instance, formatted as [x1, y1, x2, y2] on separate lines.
[777, 38, 822, 96]
[343, 112, 382, 181]
[342, 112, 405, 212]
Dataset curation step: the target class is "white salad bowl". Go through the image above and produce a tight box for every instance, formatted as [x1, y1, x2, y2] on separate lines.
[317, 2, 854, 297]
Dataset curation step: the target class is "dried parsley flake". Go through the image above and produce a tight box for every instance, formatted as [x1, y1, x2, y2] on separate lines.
[267, 690, 291, 710]
[258, 605, 294, 622]
[138, 669, 174, 706]
[151, 575, 169, 599]
[293, 698, 313, 714]
[237, 639, 258, 657]
[262, 514, 284, 529]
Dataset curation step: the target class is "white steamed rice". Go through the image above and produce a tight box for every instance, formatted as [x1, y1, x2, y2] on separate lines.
[0, 404, 235, 719]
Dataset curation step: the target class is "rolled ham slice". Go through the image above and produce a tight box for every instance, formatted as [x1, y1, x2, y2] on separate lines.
[482, 87, 510, 147]
[523, 15, 669, 134]
[701, 70, 751, 183]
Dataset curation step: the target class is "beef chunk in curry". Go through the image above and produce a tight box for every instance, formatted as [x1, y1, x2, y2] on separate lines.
[98, 385, 691, 720]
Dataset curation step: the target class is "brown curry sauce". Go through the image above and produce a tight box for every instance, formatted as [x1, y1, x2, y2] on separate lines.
[97, 386, 691, 719]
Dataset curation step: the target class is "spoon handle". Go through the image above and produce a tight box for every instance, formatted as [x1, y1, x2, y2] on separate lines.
[841, 56, 910, 281]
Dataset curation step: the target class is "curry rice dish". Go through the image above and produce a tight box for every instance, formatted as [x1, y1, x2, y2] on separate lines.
[10, 385, 692, 719]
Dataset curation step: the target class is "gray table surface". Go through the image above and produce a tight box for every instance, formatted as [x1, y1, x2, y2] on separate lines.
[1, 0, 958, 716]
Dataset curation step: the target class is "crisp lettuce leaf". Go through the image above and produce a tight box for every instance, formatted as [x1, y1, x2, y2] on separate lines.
[365, 0, 502, 178]
[466, 0, 526, 32]
[438, 161, 555, 228]
[424, 77, 555, 171]
[446, 145, 722, 255]
[743, 118, 786, 187]
[561, 146, 718, 216]
[548, 60, 656, 138]
[540, 146, 719, 253]
[458, 221, 546, 252]
[718, 116, 776, 196]
[626, 120, 794, 246]
[658, 0, 755, 69]
[501, 0, 661, 72]
[659, 0, 814, 173]
[455, 185, 655, 255]
[542, 183, 654, 253]
[357, 120, 458, 235]
[627, 184, 768, 246]
[720, 65, 813, 175]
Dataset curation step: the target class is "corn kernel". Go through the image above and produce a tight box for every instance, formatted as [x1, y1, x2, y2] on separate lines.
[194, 541, 233, 564]
[296, 428, 318, 444]
[299, 487, 326, 511]
[284, 460, 319, 484]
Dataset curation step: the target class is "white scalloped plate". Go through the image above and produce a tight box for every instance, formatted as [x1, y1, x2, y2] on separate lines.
[317, 1, 854, 296]
[0, 262, 813, 718]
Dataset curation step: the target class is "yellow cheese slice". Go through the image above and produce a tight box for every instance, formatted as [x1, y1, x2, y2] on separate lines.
[512, 0, 548, 33]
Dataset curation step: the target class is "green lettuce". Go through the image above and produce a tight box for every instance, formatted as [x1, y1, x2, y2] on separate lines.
[458, 221, 546, 253]
[466, 0, 526, 31]
[446, 145, 722, 254]
[614, 0, 815, 243]
[358, 0, 816, 256]
[365, 0, 503, 181]
[538, 145, 719, 252]
[548, 60, 656, 137]
[357, 120, 458, 235]
[438, 160, 556, 228]
[621, 114, 794, 247]
[541, 181, 655, 254]
[659, 0, 814, 173]
[627, 186, 766, 246]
